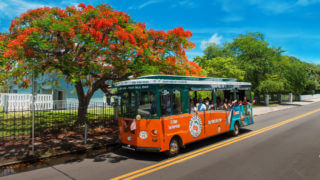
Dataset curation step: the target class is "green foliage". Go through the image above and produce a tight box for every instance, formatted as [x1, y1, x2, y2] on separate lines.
[203, 43, 230, 59]
[195, 56, 245, 81]
[275, 56, 308, 93]
[257, 74, 285, 94]
[196, 32, 320, 94]
[226, 33, 283, 92]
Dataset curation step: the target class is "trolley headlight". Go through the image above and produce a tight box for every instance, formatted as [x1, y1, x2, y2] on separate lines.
[151, 130, 158, 135]
[139, 131, 148, 140]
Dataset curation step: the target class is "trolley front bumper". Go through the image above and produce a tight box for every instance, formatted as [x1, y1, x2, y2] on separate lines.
[122, 144, 161, 152]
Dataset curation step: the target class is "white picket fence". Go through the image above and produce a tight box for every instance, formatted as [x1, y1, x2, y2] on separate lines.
[0, 93, 53, 111]
[300, 94, 320, 101]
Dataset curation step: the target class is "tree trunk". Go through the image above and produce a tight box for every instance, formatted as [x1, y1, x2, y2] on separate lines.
[77, 97, 89, 125]
[75, 81, 91, 125]
[74, 77, 110, 125]
[255, 92, 261, 104]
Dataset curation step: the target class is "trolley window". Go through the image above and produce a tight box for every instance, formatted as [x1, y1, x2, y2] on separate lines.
[138, 91, 157, 117]
[160, 89, 171, 116]
[121, 91, 136, 117]
[172, 89, 182, 114]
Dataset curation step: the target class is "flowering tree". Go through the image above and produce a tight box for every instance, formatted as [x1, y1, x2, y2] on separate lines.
[3, 3, 202, 123]
[0, 33, 11, 92]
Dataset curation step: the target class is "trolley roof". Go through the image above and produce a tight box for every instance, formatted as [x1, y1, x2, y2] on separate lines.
[115, 75, 251, 89]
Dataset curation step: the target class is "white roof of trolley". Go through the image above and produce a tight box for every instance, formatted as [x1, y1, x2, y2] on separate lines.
[115, 75, 251, 89]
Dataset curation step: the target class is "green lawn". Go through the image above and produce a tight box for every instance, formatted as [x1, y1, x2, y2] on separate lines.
[0, 107, 115, 138]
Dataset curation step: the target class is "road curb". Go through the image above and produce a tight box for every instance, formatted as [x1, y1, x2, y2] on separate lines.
[0, 142, 121, 177]
[253, 99, 320, 117]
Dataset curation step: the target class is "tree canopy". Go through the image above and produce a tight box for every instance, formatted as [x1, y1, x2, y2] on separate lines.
[194, 56, 245, 81]
[1, 3, 202, 123]
[0, 33, 11, 92]
[195, 32, 320, 95]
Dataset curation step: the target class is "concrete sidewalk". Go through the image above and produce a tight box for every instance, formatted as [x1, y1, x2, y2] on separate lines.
[253, 98, 320, 116]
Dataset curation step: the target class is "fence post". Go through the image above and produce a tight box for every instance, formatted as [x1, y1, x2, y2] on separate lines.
[84, 122, 88, 144]
[31, 74, 36, 155]
[114, 100, 119, 125]
[265, 94, 269, 106]
[289, 93, 293, 103]
[278, 93, 282, 104]
[3, 94, 8, 113]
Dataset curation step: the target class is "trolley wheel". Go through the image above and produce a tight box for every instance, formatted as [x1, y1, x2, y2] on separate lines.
[166, 138, 180, 157]
[231, 122, 240, 136]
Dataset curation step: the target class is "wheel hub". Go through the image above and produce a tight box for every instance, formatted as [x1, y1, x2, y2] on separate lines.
[170, 142, 178, 153]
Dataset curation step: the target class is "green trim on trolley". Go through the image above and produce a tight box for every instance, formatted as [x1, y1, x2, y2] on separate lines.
[136, 75, 237, 82]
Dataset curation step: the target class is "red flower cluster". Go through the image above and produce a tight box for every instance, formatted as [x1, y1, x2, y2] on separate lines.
[92, 18, 114, 29]
[78, 3, 86, 9]
[4, 34, 29, 58]
[149, 29, 166, 40]
[186, 61, 203, 77]
[23, 27, 41, 35]
[115, 28, 136, 45]
[168, 27, 192, 38]
[0, 34, 5, 41]
[166, 56, 177, 66]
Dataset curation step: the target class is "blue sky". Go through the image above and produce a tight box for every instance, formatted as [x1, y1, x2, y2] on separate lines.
[1, 0, 320, 64]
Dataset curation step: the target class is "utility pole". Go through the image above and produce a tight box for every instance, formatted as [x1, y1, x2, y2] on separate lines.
[31, 69, 36, 155]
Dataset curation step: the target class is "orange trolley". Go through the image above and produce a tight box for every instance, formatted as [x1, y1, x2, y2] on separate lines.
[116, 75, 253, 156]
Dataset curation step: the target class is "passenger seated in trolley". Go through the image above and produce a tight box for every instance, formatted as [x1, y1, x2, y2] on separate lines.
[197, 98, 206, 112]
[205, 99, 210, 110]
[242, 96, 255, 106]
[228, 99, 238, 109]
[190, 100, 197, 113]
[190, 97, 241, 112]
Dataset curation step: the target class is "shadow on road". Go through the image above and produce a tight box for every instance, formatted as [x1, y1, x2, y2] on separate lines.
[0, 128, 253, 177]
[106, 128, 252, 163]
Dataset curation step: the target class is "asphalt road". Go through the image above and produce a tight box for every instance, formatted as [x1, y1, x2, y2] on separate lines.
[2, 102, 320, 180]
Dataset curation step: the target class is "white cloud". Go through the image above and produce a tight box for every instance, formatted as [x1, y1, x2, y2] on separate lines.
[216, 0, 320, 15]
[0, 2, 8, 11]
[261, 1, 295, 14]
[170, 0, 197, 8]
[178, 0, 196, 7]
[129, 0, 164, 10]
[296, 0, 320, 6]
[0, 0, 50, 18]
[200, 33, 223, 50]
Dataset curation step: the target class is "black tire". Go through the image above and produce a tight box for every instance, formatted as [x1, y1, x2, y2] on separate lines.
[166, 138, 180, 157]
[231, 122, 240, 136]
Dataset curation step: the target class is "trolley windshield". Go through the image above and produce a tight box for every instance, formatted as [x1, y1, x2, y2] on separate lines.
[120, 89, 158, 118]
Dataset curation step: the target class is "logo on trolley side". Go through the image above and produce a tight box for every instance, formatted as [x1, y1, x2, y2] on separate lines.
[189, 114, 202, 138]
